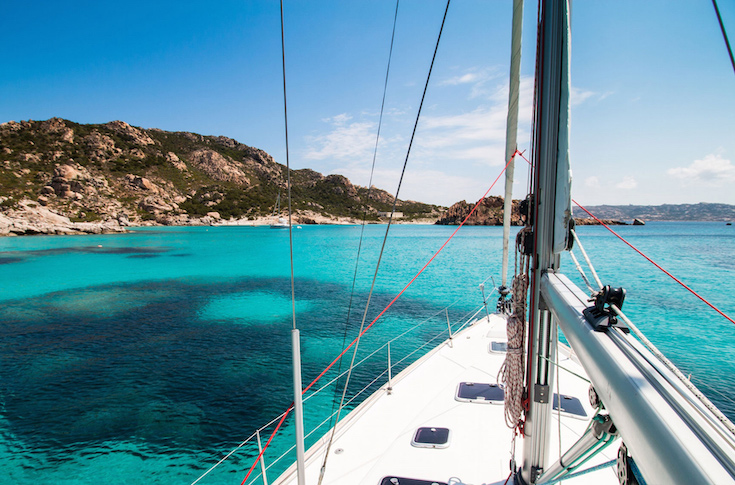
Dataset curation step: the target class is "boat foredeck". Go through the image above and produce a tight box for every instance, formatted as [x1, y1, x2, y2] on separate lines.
[274, 314, 619, 485]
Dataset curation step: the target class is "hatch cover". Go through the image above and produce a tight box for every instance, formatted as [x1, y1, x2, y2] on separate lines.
[411, 427, 451, 448]
[380, 478, 448, 485]
[456, 382, 504, 403]
[553, 393, 587, 417]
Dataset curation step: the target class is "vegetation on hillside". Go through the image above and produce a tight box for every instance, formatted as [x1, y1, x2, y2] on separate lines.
[0, 118, 442, 224]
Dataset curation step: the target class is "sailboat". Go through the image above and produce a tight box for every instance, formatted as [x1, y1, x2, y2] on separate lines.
[193, 1, 735, 484]
[270, 190, 290, 229]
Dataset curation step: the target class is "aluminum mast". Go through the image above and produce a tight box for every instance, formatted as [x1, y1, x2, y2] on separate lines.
[521, 0, 573, 482]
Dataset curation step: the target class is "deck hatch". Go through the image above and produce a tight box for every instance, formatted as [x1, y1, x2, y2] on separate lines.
[380, 478, 447, 485]
[490, 341, 507, 353]
[456, 382, 504, 403]
[411, 427, 451, 448]
[553, 393, 587, 417]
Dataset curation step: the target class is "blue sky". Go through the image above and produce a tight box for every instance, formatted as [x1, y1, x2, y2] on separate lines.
[2, 1, 733, 207]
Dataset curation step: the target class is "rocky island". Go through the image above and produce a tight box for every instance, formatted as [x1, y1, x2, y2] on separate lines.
[0, 118, 441, 235]
[436, 196, 626, 226]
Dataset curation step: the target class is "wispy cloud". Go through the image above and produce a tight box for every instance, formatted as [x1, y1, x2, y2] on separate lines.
[414, 76, 534, 166]
[304, 114, 377, 162]
[570, 86, 614, 106]
[667, 154, 735, 185]
[615, 176, 637, 190]
[440, 67, 502, 99]
[441, 72, 483, 86]
[584, 176, 600, 188]
[302, 69, 535, 205]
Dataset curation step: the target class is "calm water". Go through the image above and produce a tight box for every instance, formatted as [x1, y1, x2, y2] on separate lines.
[0, 223, 733, 483]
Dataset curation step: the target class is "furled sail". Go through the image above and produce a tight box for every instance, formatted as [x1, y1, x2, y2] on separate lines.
[553, 0, 573, 254]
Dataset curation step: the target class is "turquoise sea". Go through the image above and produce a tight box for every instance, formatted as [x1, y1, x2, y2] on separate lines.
[0, 222, 733, 484]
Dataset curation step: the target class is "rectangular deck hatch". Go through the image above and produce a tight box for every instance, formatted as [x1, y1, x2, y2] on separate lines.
[553, 393, 587, 417]
[490, 341, 507, 353]
[456, 382, 504, 403]
[380, 478, 448, 485]
[411, 427, 451, 448]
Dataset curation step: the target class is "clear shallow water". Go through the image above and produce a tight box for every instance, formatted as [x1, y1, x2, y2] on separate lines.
[0, 222, 733, 483]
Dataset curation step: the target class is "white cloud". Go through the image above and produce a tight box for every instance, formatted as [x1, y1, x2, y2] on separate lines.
[413, 76, 534, 166]
[336, 165, 492, 207]
[440, 67, 502, 99]
[615, 176, 637, 190]
[667, 154, 735, 185]
[327, 113, 352, 124]
[570, 86, 614, 106]
[301, 69, 536, 205]
[442, 72, 482, 85]
[584, 176, 600, 188]
[304, 117, 377, 162]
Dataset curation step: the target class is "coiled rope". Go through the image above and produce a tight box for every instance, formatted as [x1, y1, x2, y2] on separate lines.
[499, 227, 530, 429]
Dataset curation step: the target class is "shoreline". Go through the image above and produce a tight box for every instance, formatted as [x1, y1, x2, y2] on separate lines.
[0, 200, 441, 236]
[2, 199, 670, 237]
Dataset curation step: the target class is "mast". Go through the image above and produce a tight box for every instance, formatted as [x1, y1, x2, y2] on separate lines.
[501, 0, 524, 289]
[522, 0, 573, 483]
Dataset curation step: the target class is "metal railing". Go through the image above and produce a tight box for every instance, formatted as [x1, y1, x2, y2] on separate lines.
[191, 297, 488, 485]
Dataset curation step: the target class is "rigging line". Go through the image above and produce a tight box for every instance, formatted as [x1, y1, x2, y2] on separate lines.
[279, 0, 297, 331]
[322, 0, 401, 474]
[609, 303, 735, 437]
[303, 149, 519, 398]
[319, 1, 451, 479]
[240, 403, 293, 485]
[573, 199, 735, 326]
[538, 354, 590, 384]
[535, 459, 617, 485]
[237, 5, 297, 485]
[570, 229, 603, 289]
[712, 0, 735, 76]
[208, 302, 474, 484]
[694, 377, 735, 408]
[239, 153, 517, 484]
[568, 250, 596, 293]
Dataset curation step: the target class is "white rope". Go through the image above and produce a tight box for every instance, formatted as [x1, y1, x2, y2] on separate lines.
[611, 304, 735, 437]
[571, 230, 602, 289]
[569, 250, 595, 293]
[571, 229, 735, 438]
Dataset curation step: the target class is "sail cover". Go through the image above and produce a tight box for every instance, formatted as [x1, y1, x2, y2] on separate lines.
[553, 0, 573, 254]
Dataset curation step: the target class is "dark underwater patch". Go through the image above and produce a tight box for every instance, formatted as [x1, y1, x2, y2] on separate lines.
[0, 277, 455, 459]
[0, 255, 25, 264]
[17, 246, 172, 257]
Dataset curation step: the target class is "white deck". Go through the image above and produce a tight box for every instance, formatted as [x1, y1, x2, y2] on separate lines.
[274, 314, 620, 485]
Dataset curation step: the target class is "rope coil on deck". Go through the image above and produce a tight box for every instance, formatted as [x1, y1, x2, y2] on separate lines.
[499, 229, 530, 429]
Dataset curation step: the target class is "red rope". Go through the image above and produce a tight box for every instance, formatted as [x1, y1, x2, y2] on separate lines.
[573, 199, 735, 326]
[239, 405, 292, 485]
[238, 151, 520, 484]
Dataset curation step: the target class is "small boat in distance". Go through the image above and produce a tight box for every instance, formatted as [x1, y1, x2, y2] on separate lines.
[270, 217, 289, 229]
[270, 190, 289, 229]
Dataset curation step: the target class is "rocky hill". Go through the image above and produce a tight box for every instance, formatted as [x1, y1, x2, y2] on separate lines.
[573, 203, 735, 222]
[0, 118, 441, 234]
[436, 196, 522, 225]
[436, 196, 624, 226]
